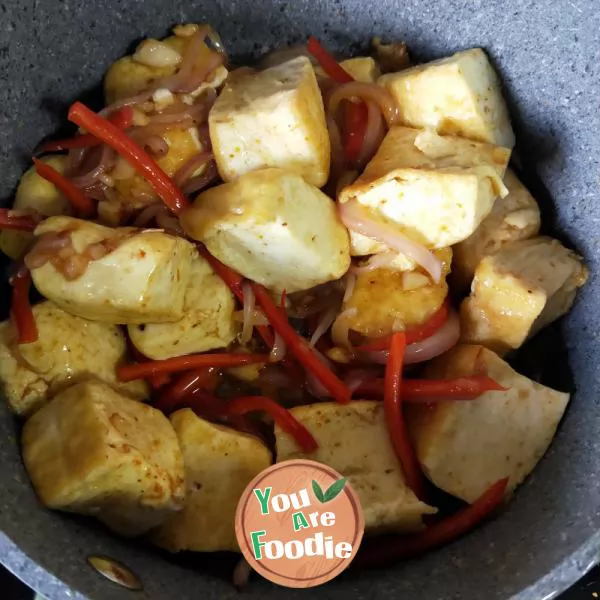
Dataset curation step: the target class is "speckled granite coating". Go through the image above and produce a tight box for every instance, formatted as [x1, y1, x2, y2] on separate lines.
[0, 0, 599, 598]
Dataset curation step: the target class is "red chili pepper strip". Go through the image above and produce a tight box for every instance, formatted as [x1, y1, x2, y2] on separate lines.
[155, 368, 220, 414]
[307, 37, 366, 164]
[33, 158, 95, 218]
[117, 353, 269, 382]
[179, 390, 262, 439]
[355, 477, 509, 568]
[307, 36, 354, 83]
[355, 301, 450, 352]
[197, 247, 276, 348]
[384, 331, 425, 499]
[0, 209, 40, 232]
[149, 372, 172, 389]
[354, 376, 507, 401]
[183, 389, 227, 421]
[68, 102, 188, 215]
[10, 269, 38, 344]
[127, 344, 171, 389]
[251, 283, 352, 404]
[225, 396, 318, 453]
[36, 107, 135, 153]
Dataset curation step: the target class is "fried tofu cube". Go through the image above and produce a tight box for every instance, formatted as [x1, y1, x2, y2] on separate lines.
[209, 56, 330, 187]
[460, 237, 588, 354]
[151, 409, 271, 552]
[104, 26, 227, 104]
[315, 56, 381, 83]
[0, 156, 71, 260]
[452, 169, 541, 289]
[339, 127, 511, 249]
[407, 345, 570, 502]
[338, 248, 451, 337]
[112, 128, 206, 211]
[339, 57, 382, 82]
[29, 217, 196, 324]
[275, 401, 436, 534]
[180, 168, 350, 294]
[379, 48, 515, 148]
[22, 380, 185, 536]
[128, 255, 238, 359]
[0, 302, 147, 417]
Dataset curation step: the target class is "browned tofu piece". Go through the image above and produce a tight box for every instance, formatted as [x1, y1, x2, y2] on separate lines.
[276, 401, 436, 534]
[337, 247, 452, 338]
[0, 301, 147, 417]
[407, 345, 570, 503]
[452, 169, 541, 289]
[22, 380, 185, 536]
[151, 409, 271, 552]
[460, 237, 587, 354]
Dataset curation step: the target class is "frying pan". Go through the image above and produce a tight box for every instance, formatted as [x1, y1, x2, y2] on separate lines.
[0, 1, 598, 598]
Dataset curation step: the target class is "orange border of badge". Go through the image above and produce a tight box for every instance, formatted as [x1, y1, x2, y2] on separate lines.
[235, 459, 365, 588]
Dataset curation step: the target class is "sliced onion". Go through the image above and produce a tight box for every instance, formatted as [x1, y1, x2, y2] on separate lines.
[181, 161, 218, 195]
[154, 27, 209, 89]
[350, 251, 400, 274]
[142, 135, 169, 158]
[331, 307, 358, 349]
[338, 199, 442, 283]
[309, 307, 337, 348]
[233, 309, 269, 326]
[145, 93, 214, 126]
[103, 90, 155, 114]
[196, 123, 212, 150]
[357, 100, 386, 167]
[158, 27, 225, 94]
[69, 144, 116, 188]
[82, 182, 109, 202]
[156, 212, 185, 235]
[132, 201, 165, 227]
[404, 310, 460, 364]
[173, 151, 213, 186]
[24, 231, 72, 269]
[343, 272, 356, 302]
[362, 311, 460, 366]
[240, 283, 256, 345]
[306, 347, 335, 398]
[65, 147, 87, 175]
[269, 330, 287, 363]
[329, 81, 401, 127]
[344, 368, 379, 394]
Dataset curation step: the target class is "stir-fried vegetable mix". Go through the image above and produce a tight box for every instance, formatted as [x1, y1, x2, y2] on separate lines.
[0, 23, 587, 586]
